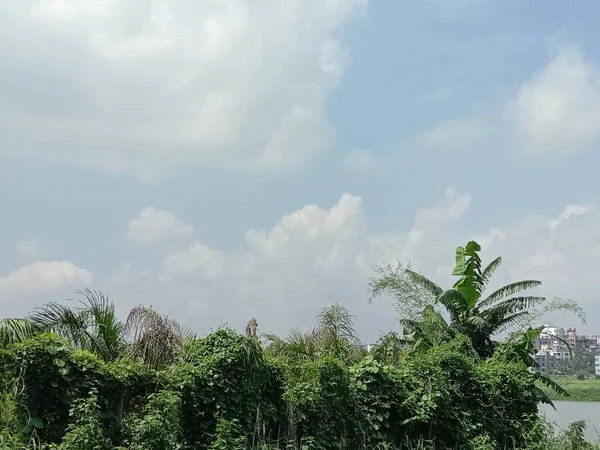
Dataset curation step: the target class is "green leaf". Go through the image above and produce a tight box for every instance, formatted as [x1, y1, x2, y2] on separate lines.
[32, 417, 44, 429]
[464, 240, 481, 254]
[451, 246, 466, 275]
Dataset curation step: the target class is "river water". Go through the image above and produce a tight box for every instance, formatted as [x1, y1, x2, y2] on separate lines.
[540, 401, 600, 441]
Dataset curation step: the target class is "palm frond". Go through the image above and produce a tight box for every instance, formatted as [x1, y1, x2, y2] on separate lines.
[488, 311, 530, 335]
[437, 289, 467, 322]
[481, 296, 546, 317]
[534, 372, 569, 403]
[481, 256, 502, 288]
[466, 315, 487, 328]
[317, 303, 358, 342]
[124, 305, 185, 369]
[521, 297, 588, 329]
[78, 289, 125, 361]
[0, 319, 40, 347]
[28, 301, 92, 350]
[405, 269, 443, 297]
[482, 280, 542, 306]
[368, 263, 442, 322]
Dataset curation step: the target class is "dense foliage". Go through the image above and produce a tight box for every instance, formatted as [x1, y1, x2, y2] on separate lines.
[0, 241, 596, 449]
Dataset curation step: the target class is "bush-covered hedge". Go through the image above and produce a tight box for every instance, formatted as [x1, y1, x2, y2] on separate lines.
[0, 330, 567, 449]
[0, 333, 155, 444]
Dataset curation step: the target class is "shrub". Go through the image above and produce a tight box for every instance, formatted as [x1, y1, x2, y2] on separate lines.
[163, 329, 286, 449]
[129, 390, 182, 450]
[48, 388, 111, 450]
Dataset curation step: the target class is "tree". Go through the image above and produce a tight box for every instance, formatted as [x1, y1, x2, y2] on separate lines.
[494, 325, 569, 403]
[550, 350, 596, 377]
[264, 303, 364, 364]
[27, 288, 187, 369]
[371, 241, 548, 358]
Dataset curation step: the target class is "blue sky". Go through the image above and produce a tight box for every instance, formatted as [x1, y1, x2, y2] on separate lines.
[1, 0, 600, 341]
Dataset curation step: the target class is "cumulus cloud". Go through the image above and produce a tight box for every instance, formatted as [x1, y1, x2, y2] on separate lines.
[506, 45, 600, 155]
[415, 45, 600, 158]
[114, 190, 474, 338]
[0, 261, 93, 293]
[0, 0, 367, 178]
[4, 190, 599, 340]
[162, 243, 224, 280]
[475, 203, 600, 293]
[109, 187, 600, 340]
[126, 207, 194, 245]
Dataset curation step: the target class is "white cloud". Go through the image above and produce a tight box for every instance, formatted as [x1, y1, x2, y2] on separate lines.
[506, 45, 600, 155]
[162, 243, 224, 280]
[126, 207, 194, 245]
[0, 261, 93, 293]
[245, 193, 366, 261]
[111, 188, 600, 339]
[0, 0, 367, 179]
[16, 237, 47, 261]
[475, 203, 600, 302]
[6, 189, 600, 340]
[136, 190, 474, 337]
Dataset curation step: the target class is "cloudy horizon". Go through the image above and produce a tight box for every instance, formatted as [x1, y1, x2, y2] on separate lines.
[2, 0, 599, 342]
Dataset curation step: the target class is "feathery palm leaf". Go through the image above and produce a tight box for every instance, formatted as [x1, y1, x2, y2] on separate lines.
[481, 256, 502, 288]
[437, 289, 467, 322]
[264, 328, 320, 363]
[80, 289, 125, 361]
[405, 270, 443, 297]
[29, 301, 92, 351]
[477, 297, 546, 329]
[488, 311, 531, 335]
[0, 319, 40, 347]
[480, 280, 542, 307]
[124, 305, 186, 369]
[316, 303, 359, 361]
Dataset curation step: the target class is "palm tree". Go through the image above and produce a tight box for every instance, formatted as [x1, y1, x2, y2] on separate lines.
[27, 288, 187, 369]
[264, 327, 322, 364]
[316, 303, 361, 361]
[371, 241, 546, 358]
[124, 305, 189, 369]
[28, 288, 126, 361]
[264, 303, 363, 364]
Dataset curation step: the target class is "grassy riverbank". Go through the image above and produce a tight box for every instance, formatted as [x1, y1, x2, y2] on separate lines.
[542, 377, 600, 401]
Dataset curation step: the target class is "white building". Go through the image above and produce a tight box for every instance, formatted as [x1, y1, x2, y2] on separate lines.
[534, 352, 556, 373]
[541, 327, 566, 339]
[595, 355, 600, 376]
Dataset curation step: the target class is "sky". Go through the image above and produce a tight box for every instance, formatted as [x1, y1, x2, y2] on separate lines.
[2, 0, 600, 342]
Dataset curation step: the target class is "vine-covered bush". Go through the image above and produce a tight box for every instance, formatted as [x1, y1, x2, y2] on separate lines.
[0, 328, 588, 449]
[128, 390, 183, 450]
[47, 388, 112, 450]
[286, 357, 355, 449]
[162, 329, 286, 448]
[0, 333, 152, 444]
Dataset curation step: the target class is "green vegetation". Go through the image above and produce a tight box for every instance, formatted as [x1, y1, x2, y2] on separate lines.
[0, 240, 597, 449]
[541, 377, 600, 402]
